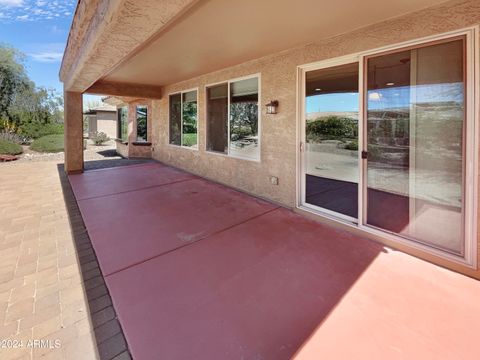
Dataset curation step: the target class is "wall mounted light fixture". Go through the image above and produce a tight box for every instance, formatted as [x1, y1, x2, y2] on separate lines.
[265, 100, 279, 115]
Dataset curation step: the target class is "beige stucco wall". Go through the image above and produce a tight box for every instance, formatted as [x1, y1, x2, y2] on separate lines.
[96, 110, 117, 139]
[145, 0, 480, 278]
[64, 91, 84, 174]
[116, 141, 129, 158]
[85, 114, 96, 137]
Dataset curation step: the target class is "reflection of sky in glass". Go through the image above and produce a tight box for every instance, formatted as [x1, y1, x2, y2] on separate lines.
[306, 93, 358, 114]
[306, 83, 464, 113]
[369, 82, 464, 110]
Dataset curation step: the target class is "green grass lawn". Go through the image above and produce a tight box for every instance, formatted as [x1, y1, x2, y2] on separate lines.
[0, 139, 23, 155]
[182, 133, 197, 147]
[30, 134, 64, 153]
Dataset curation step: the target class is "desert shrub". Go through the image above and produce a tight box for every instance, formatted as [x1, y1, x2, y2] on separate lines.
[30, 134, 64, 153]
[344, 140, 358, 151]
[306, 116, 357, 142]
[18, 122, 64, 139]
[182, 133, 197, 147]
[0, 139, 23, 155]
[0, 130, 27, 144]
[91, 131, 110, 146]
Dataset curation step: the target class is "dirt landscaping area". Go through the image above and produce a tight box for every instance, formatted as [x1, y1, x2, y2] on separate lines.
[15, 140, 118, 164]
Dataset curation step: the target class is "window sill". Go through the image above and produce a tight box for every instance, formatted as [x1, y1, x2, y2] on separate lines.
[114, 139, 128, 145]
[132, 142, 152, 147]
[206, 149, 261, 163]
[168, 143, 199, 151]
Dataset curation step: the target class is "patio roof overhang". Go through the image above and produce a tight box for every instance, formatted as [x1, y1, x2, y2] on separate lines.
[60, 0, 448, 97]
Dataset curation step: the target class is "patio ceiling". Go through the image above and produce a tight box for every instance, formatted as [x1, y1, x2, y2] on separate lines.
[101, 0, 446, 88]
[62, 0, 448, 96]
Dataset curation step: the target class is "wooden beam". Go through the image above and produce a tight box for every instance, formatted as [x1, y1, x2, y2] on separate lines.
[86, 80, 163, 99]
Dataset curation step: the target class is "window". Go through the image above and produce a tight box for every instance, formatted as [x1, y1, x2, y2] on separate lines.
[136, 105, 148, 142]
[117, 106, 128, 142]
[206, 84, 228, 153]
[207, 76, 260, 160]
[169, 90, 198, 149]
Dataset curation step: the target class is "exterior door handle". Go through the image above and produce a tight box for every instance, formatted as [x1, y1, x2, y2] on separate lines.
[361, 151, 368, 159]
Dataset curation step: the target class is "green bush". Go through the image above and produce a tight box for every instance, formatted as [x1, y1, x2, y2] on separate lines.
[19, 123, 64, 140]
[0, 139, 23, 155]
[182, 133, 197, 147]
[306, 116, 357, 141]
[344, 140, 358, 151]
[91, 131, 110, 146]
[0, 130, 24, 144]
[30, 134, 64, 153]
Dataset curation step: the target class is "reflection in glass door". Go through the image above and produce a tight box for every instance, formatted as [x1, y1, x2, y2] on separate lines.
[305, 62, 359, 219]
[365, 37, 466, 255]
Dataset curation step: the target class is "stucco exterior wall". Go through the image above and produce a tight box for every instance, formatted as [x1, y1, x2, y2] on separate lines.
[96, 110, 117, 139]
[116, 141, 129, 158]
[150, 0, 480, 209]
[85, 114, 97, 137]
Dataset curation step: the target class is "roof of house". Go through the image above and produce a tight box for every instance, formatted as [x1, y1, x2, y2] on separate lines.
[83, 103, 117, 115]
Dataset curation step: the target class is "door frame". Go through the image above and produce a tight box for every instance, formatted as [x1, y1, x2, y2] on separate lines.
[297, 54, 362, 224]
[296, 26, 479, 268]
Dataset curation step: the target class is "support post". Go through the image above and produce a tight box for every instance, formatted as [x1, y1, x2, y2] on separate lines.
[64, 91, 84, 174]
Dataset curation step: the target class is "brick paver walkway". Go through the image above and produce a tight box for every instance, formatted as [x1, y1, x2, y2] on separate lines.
[0, 161, 98, 360]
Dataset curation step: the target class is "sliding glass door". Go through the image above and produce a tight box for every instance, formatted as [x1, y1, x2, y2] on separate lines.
[365, 37, 466, 255]
[301, 31, 474, 262]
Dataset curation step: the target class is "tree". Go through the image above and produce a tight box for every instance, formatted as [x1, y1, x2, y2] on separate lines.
[84, 99, 101, 112]
[0, 44, 64, 134]
[230, 102, 258, 139]
[0, 45, 31, 120]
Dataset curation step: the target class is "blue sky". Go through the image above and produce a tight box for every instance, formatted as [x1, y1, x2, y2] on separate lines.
[0, 0, 75, 91]
[0, 0, 100, 105]
[306, 93, 358, 114]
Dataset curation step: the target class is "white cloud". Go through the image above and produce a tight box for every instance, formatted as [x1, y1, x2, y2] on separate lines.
[0, 0, 24, 7]
[29, 51, 63, 62]
[16, 14, 29, 21]
[26, 42, 65, 63]
[0, 0, 75, 23]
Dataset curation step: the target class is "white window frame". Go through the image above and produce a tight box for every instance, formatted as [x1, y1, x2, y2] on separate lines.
[296, 26, 479, 268]
[167, 88, 199, 150]
[205, 73, 261, 162]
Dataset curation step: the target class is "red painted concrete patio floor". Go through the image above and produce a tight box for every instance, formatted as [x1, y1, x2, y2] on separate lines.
[69, 163, 480, 360]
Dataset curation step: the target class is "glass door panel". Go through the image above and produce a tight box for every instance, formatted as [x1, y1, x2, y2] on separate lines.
[365, 38, 465, 255]
[305, 62, 359, 219]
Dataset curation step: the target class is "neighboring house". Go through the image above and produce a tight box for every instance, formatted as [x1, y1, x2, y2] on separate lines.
[83, 103, 117, 139]
[59, 0, 480, 279]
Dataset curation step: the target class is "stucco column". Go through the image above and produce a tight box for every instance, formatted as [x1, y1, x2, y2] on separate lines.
[64, 91, 84, 174]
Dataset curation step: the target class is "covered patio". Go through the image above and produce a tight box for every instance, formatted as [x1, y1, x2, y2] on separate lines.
[57, 0, 480, 357]
[59, 0, 480, 279]
[68, 163, 480, 360]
